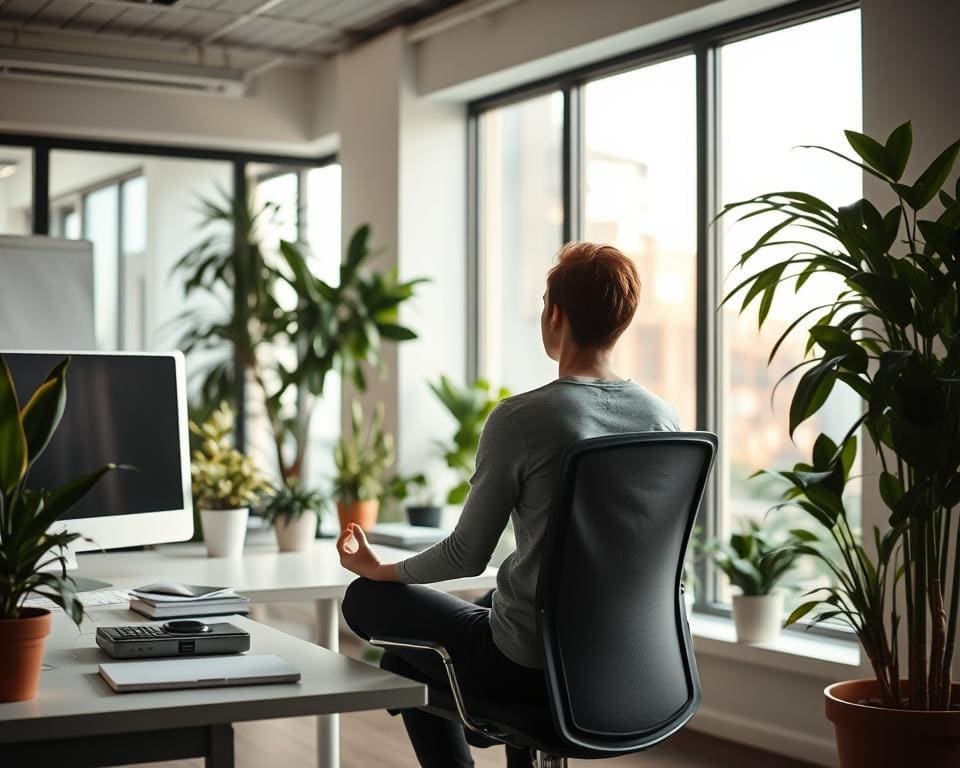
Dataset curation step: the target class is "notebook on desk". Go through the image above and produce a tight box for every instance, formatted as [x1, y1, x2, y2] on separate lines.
[99, 654, 301, 692]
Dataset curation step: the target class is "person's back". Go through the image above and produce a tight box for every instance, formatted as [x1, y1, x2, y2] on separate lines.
[487, 377, 678, 667]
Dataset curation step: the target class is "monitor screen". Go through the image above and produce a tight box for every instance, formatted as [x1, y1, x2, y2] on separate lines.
[5, 352, 185, 520]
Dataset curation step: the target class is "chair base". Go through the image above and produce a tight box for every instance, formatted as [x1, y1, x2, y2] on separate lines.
[536, 753, 566, 767]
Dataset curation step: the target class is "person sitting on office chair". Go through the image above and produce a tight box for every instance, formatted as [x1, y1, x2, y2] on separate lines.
[337, 241, 680, 768]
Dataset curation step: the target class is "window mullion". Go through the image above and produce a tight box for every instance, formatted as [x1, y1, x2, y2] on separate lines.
[562, 85, 582, 244]
[694, 42, 721, 607]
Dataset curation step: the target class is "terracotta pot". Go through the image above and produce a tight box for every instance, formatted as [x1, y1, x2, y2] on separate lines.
[337, 499, 380, 532]
[0, 608, 52, 702]
[825, 679, 960, 767]
[274, 513, 318, 552]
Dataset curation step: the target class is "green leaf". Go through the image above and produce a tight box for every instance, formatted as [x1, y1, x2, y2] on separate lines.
[0, 358, 28, 497]
[845, 130, 895, 178]
[879, 471, 904, 510]
[909, 139, 960, 209]
[377, 324, 418, 342]
[884, 121, 913, 181]
[20, 358, 69, 468]
[789, 356, 842, 436]
[847, 272, 914, 327]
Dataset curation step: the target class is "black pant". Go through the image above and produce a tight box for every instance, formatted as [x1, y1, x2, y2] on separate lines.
[341, 578, 548, 768]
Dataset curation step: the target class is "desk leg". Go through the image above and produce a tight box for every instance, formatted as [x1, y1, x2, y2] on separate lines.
[207, 723, 235, 768]
[316, 597, 341, 768]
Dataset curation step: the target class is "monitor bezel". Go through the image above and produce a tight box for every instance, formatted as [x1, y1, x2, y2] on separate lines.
[1, 349, 194, 552]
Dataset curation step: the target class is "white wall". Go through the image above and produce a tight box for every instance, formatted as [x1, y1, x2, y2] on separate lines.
[0, 63, 335, 156]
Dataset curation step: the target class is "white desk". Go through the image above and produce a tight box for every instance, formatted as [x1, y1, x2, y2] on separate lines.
[0, 608, 425, 767]
[76, 535, 498, 768]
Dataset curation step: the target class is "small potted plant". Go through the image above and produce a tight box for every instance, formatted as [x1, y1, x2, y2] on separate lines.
[706, 520, 801, 643]
[333, 400, 394, 532]
[260, 480, 327, 552]
[0, 357, 115, 702]
[429, 375, 509, 504]
[190, 403, 271, 558]
[387, 472, 442, 527]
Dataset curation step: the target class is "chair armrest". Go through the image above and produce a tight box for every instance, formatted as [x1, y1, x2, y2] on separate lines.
[368, 636, 508, 742]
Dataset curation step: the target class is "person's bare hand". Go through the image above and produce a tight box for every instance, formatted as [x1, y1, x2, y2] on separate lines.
[337, 523, 390, 580]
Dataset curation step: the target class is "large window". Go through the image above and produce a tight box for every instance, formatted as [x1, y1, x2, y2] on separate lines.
[583, 56, 698, 427]
[473, 5, 862, 621]
[478, 91, 563, 393]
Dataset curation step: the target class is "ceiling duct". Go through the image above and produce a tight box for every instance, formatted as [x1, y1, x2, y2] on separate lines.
[0, 46, 247, 97]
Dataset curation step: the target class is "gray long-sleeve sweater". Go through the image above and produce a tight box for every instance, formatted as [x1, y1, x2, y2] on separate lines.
[396, 376, 680, 668]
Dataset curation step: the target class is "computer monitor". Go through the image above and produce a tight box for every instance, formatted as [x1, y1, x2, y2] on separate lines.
[2, 351, 194, 556]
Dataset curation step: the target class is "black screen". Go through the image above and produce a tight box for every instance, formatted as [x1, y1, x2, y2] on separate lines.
[6, 353, 185, 520]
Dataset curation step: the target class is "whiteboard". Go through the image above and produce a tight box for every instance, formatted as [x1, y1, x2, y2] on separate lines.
[0, 235, 96, 350]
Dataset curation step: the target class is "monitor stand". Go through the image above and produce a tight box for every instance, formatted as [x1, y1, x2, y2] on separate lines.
[38, 549, 114, 592]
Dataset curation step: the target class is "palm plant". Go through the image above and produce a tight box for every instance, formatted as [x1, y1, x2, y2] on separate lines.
[719, 122, 960, 710]
[174, 189, 425, 485]
[0, 357, 115, 625]
[259, 480, 327, 525]
[429, 375, 509, 504]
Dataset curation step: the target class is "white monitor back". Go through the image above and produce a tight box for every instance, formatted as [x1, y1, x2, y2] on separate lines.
[0, 235, 96, 350]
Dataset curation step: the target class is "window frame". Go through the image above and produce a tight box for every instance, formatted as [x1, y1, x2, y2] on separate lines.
[467, 0, 860, 640]
[3, 131, 338, 451]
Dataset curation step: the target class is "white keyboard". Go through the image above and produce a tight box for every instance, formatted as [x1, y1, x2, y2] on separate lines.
[23, 588, 130, 611]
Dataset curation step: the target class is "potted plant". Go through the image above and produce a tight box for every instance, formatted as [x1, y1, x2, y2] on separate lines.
[706, 520, 802, 643]
[190, 402, 271, 558]
[333, 400, 394, 532]
[387, 472, 442, 527]
[429, 375, 509, 504]
[174, 194, 425, 492]
[0, 357, 115, 702]
[720, 122, 960, 765]
[260, 480, 327, 552]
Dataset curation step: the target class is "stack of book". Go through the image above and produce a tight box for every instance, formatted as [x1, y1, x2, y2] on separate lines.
[128, 582, 250, 619]
[366, 522, 447, 551]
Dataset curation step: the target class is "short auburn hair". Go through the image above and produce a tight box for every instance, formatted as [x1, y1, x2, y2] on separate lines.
[546, 242, 641, 348]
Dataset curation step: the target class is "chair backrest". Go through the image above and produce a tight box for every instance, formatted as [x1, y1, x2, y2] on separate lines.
[536, 431, 717, 755]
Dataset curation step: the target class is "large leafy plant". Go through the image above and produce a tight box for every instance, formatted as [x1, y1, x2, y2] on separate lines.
[0, 358, 115, 625]
[430, 376, 509, 504]
[720, 122, 960, 710]
[333, 400, 395, 504]
[174, 190, 425, 485]
[706, 520, 802, 596]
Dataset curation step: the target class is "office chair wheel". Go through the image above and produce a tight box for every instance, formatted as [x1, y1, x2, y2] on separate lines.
[535, 753, 566, 768]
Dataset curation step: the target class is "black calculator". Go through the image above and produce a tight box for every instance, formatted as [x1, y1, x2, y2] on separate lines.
[96, 621, 250, 659]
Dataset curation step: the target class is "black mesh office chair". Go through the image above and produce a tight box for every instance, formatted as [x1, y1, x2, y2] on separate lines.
[371, 431, 718, 767]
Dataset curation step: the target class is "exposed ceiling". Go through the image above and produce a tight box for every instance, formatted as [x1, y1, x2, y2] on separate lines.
[0, 0, 473, 94]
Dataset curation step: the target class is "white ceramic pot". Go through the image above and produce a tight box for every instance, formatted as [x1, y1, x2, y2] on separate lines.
[274, 513, 318, 552]
[732, 592, 784, 644]
[200, 507, 249, 558]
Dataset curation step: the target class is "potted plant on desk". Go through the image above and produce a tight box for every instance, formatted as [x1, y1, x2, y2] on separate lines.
[0, 357, 115, 702]
[387, 472, 442, 528]
[334, 400, 394, 532]
[190, 403, 271, 558]
[720, 122, 960, 765]
[260, 481, 327, 552]
[705, 520, 802, 643]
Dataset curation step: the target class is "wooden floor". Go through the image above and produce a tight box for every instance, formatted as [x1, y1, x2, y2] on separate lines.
[122, 601, 818, 768]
